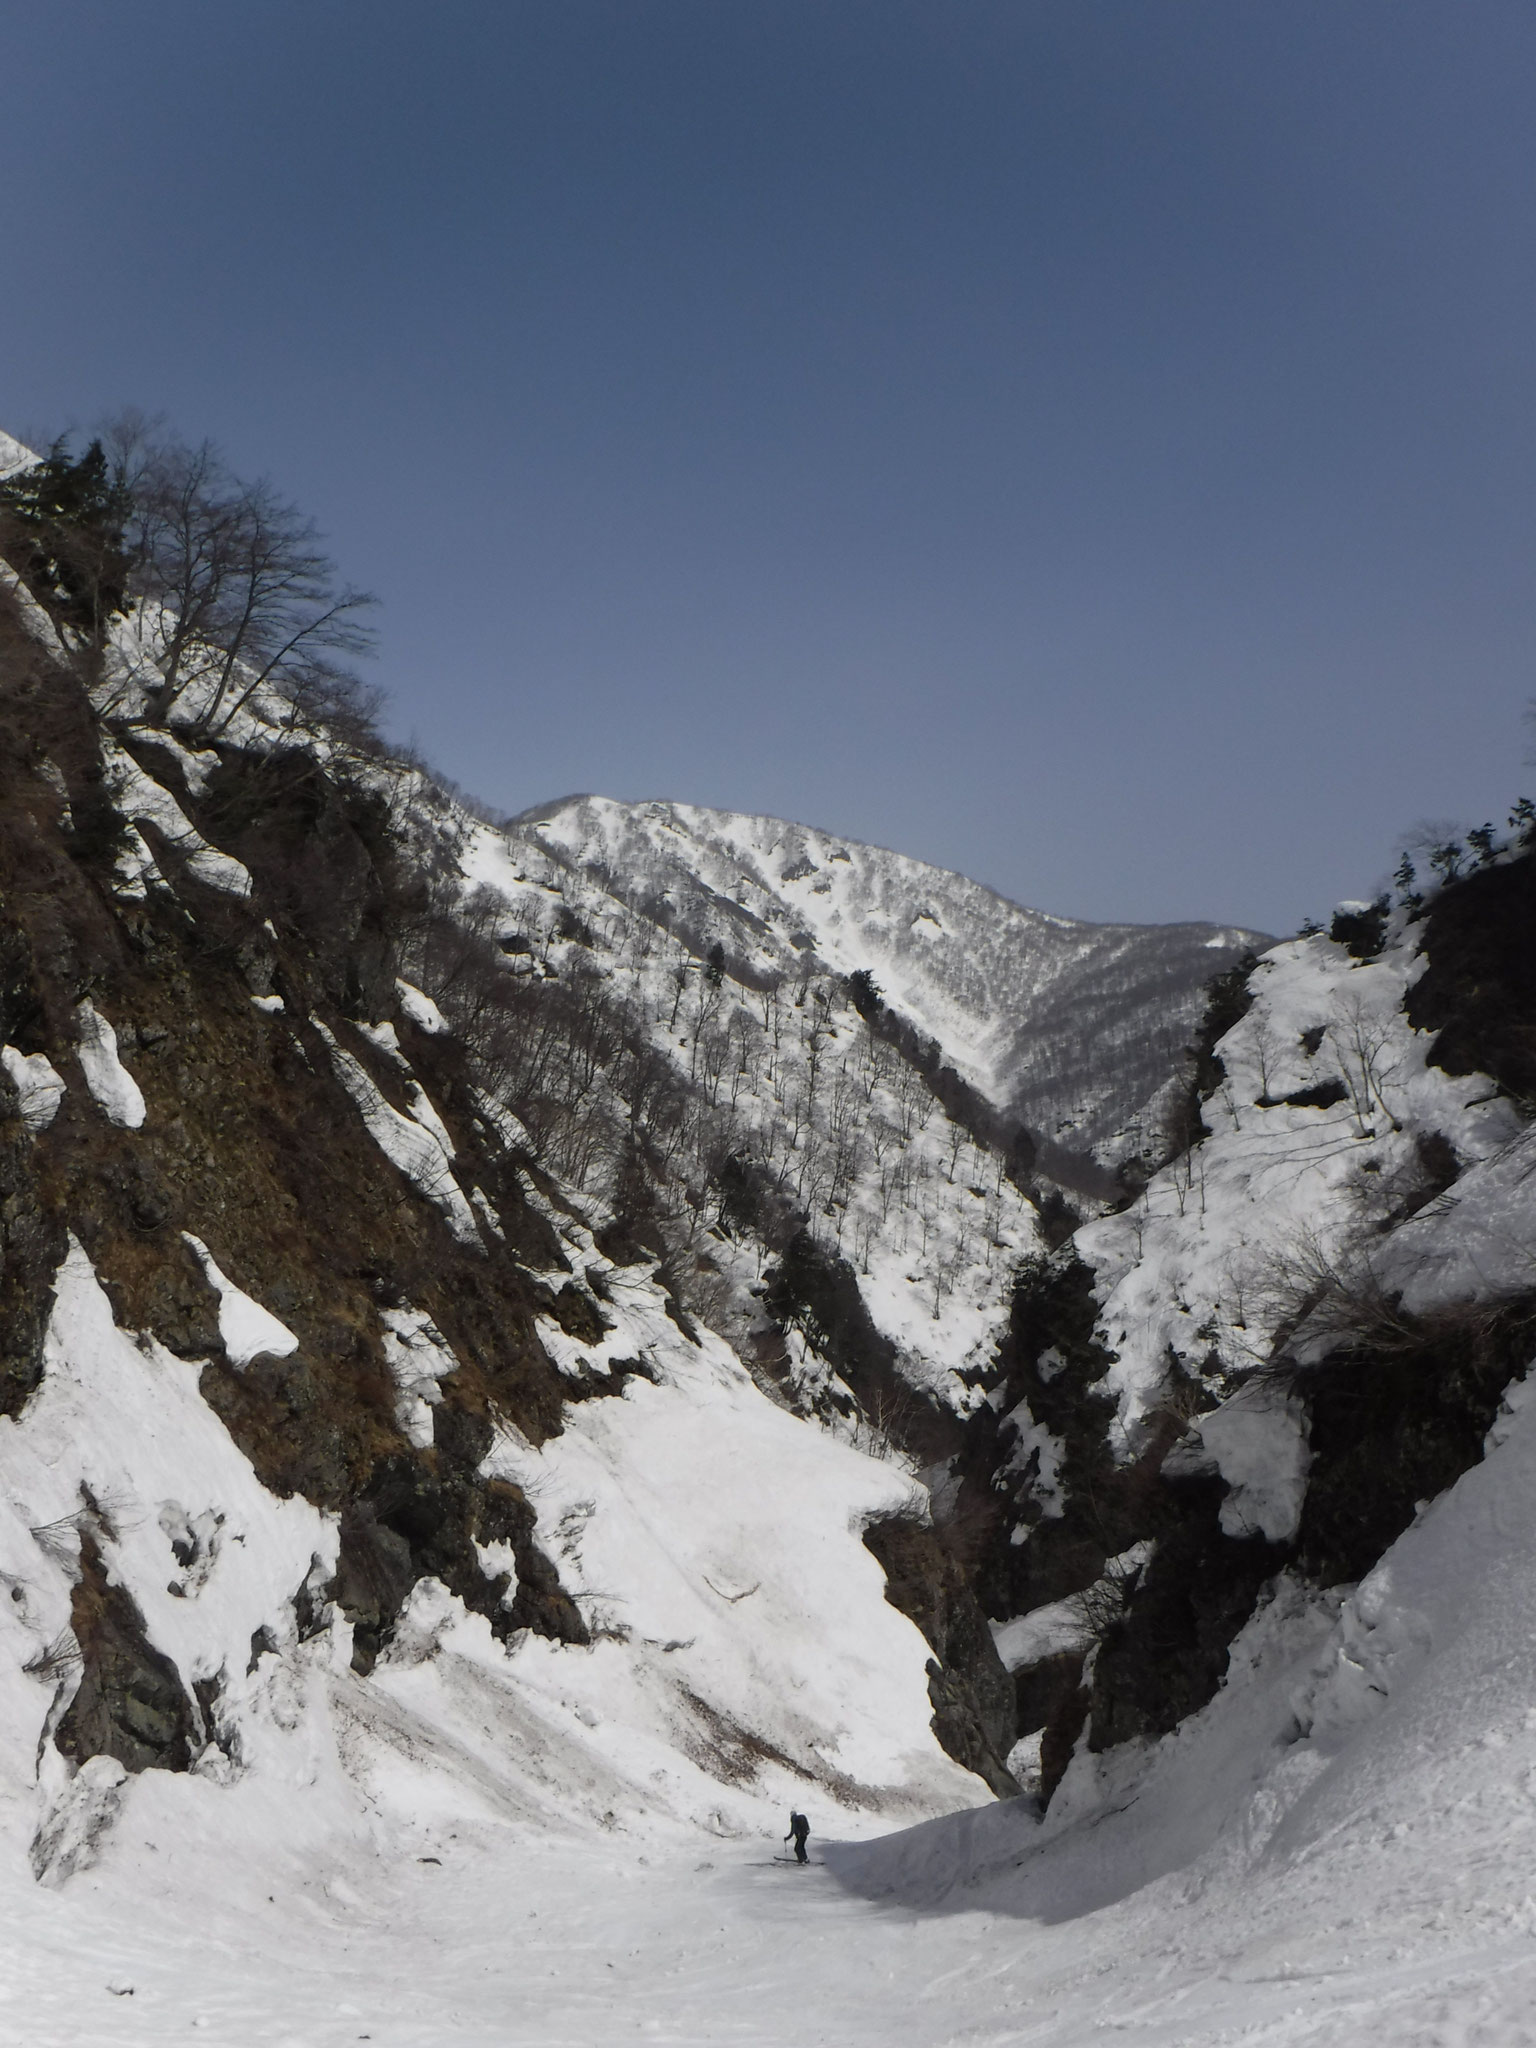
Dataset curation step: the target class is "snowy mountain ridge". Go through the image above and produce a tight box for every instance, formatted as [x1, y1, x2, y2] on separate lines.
[521, 793, 1268, 1163]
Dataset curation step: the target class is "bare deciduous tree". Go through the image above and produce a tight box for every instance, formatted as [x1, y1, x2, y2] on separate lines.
[103, 418, 378, 739]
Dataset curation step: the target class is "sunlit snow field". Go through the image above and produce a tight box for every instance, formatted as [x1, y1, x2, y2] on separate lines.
[5, 1751, 1536, 2048]
[9, 1351, 1536, 2048]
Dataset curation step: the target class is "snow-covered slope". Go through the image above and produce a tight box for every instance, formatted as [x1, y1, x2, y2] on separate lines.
[523, 795, 1267, 1159]
[827, 1357, 1536, 2043]
[7, 1281, 1536, 2044]
[0, 1240, 978, 1878]
[1079, 913, 1523, 1440]
[0, 558, 1008, 1927]
[973, 851, 1536, 1823]
[444, 807, 1042, 1423]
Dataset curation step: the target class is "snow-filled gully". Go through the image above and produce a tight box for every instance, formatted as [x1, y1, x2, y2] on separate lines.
[2, 555, 1534, 2043]
[7, 1343, 1536, 2044]
[2, 908, 1534, 2040]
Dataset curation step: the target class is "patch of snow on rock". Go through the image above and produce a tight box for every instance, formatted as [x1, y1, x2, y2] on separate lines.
[314, 1022, 481, 1246]
[999, 1396, 1066, 1518]
[380, 1308, 460, 1449]
[182, 1234, 299, 1368]
[74, 1001, 145, 1128]
[1165, 1383, 1312, 1542]
[990, 1595, 1093, 1673]
[1, 1045, 66, 1133]
[396, 979, 449, 1034]
[98, 733, 253, 898]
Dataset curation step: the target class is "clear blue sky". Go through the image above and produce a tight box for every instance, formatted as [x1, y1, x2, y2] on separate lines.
[4, 2, 1534, 932]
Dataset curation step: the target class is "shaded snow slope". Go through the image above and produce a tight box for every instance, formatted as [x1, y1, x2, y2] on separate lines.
[1077, 911, 1522, 1435]
[522, 795, 1268, 1158]
[822, 1351, 1536, 2045]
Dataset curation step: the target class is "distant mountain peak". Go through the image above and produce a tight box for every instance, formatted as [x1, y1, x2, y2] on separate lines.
[521, 793, 1270, 1162]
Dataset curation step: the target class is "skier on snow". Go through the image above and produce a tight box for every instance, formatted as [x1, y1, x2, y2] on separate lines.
[785, 1811, 810, 1864]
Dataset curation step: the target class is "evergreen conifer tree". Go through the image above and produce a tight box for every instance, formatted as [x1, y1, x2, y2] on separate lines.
[0, 438, 131, 641]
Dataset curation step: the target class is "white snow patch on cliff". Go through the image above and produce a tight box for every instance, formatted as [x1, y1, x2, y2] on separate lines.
[314, 1021, 481, 1246]
[999, 1396, 1067, 1518]
[990, 1595, 1092, 1673]
[0, 1239, 341, 1887]
[1165, 1382, 1312, 1542]
[396, 979, 449, 1034]
[181, 1235, 299, 1369]
[2, 1046, 66, 1134]
[380, 1308, 460, 1449]
[98, 732, 252, 898]
[73, 1002, 145, 1128]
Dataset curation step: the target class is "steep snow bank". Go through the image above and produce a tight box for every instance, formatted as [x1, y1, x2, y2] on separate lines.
[1077, 919, 1521, 1434]
[0, 1221, 980, 1907]
[824, 1350, 1536, 2040]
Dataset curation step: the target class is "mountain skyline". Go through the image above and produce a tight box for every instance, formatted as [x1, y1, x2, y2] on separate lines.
[6, 5, 1535, 933]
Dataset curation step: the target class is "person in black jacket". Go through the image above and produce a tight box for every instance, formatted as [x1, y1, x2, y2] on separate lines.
[785, 1812, 810, 1864]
